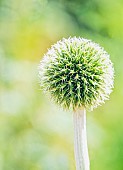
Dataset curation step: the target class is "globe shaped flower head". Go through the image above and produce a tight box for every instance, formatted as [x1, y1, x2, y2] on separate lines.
[39, 37, 114, 111]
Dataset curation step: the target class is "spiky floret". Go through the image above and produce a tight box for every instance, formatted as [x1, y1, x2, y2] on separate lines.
[39, 37, 114, 110]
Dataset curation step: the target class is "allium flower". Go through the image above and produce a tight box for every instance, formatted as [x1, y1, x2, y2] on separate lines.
[39, 37, 114, 111]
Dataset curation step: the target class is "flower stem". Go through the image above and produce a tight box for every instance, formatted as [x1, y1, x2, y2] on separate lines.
[73, 108, 90, 170]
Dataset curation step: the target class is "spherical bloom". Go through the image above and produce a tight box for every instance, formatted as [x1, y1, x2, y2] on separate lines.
[39, 37, 114, 110]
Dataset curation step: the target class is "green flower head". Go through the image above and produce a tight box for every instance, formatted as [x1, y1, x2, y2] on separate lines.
[39, 37, 114, 110]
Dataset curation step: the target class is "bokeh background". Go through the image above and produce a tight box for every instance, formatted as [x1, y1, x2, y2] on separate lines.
[0, 0, 123, 169]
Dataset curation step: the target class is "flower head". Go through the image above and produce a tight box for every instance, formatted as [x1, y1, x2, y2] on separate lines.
[39, 37, 114, 110]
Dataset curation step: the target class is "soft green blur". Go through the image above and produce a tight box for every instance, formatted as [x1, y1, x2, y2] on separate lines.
[0, 0, 123, 170]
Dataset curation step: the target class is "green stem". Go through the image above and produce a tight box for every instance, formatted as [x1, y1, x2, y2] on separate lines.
[73, 108, 90, 170]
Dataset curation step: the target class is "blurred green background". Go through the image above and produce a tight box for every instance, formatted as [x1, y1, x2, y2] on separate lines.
[0, 0, 123, 169]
